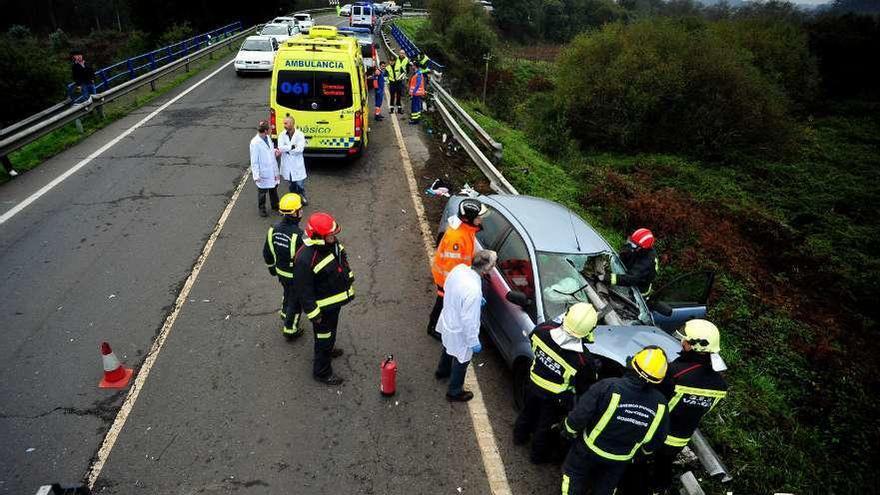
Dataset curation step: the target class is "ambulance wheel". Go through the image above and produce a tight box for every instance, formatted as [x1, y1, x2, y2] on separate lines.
[513, 358, 531, 411]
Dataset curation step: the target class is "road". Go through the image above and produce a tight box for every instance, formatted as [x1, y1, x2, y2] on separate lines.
[0, 13, 557, 494]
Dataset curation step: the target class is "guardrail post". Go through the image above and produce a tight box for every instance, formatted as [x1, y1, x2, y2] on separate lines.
[126, 59, 135, 80]
[74, 118, 84, 133]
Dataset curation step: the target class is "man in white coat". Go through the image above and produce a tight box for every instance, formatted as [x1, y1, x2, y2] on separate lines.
[278, 116, 308, 205]
[250, 120, 281, 217]
[435, 249, 497, 402]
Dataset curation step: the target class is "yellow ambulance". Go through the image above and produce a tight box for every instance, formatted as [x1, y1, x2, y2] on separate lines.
[270, 25, 370, 159]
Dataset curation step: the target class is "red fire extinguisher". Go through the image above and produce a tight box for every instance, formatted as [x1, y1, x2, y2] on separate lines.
[380, 354, 397, 397]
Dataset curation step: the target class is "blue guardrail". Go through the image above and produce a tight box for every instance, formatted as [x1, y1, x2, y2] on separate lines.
[389, 24, 445, 72]
[66, 21, 243, 99]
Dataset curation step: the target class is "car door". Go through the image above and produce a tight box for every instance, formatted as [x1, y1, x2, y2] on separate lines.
[483, 226, 537, 364]
[648, 271, 715, 333]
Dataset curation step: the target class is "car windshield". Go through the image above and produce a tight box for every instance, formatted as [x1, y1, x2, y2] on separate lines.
[262, 26, 288, 35]
[355, 33, 373, 44]
[536, 251, 650, 323]
[294, 15, 309, 21]
[241, 39, 273, 52]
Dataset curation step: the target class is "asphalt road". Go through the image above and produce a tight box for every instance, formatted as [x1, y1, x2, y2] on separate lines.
[1, 13, 559, 494]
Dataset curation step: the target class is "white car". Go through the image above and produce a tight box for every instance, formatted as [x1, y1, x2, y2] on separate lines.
[259, 23, 295, 44]
[339, 4, 352, 16]
[234, 36, 278, 75]
[272, 16, 297, 29]
[293, 13, 314, 31]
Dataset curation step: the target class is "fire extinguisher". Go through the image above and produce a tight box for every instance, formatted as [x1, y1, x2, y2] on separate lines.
[380, 354, 397, 397]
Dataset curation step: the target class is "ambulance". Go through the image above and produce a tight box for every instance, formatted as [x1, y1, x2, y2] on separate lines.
[270, 26, 370, 159]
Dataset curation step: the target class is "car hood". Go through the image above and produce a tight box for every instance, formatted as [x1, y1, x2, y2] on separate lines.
[236, 50, 274, 62]
[586, 325, 680, 367]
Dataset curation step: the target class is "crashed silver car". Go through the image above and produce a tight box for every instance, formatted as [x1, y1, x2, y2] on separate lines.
[439, 194, 716, 407]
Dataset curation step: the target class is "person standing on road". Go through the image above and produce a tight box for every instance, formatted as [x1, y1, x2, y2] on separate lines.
[427, 199, 488, 340]
[70, 50, 96, 104]
[368, 61, 387, 121]
[435, 250, 497, 402]
[621, 320, 728, 494]
[263, 193, 305, 339]
[250, 120, 281, 217]
[391, 49, 410, 115]
[278, 116, 308, 205]
[408, 66, 426, 125]
[558, 346, 670, 495]
[599, 228, 658, 296]
[294, 212, 355, 385]
[513, 302, 600, 464]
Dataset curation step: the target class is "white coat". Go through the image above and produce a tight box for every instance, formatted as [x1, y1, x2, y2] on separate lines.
[278, 128, 307, 182]
[249, 133, 279, 189]
[438, 263, 483, 364]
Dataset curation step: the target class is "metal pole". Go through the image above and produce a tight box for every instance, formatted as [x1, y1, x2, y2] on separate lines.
[482, 54, 490, 104]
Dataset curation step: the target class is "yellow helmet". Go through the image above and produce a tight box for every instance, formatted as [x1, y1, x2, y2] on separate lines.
[562, 303, 598, 342]
[675, 319, 721, 354]
[279, 193, 303, 215]
[631, 346, 668, 384]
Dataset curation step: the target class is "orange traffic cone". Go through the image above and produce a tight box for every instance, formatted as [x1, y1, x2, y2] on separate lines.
[98, 342, 133, 389]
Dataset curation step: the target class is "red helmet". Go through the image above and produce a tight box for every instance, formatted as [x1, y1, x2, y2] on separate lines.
[630, 228, 655, 249]
[305, 212, 341, 238]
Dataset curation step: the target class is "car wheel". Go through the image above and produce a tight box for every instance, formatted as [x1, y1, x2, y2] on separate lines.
[235, 70, 242, 77]
[512, 358, 530, 411]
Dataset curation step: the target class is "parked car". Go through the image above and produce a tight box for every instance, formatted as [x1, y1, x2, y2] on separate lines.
[293, 13, 314, 31]
[382, 1, 402, 14]
[272, 16, 297, 29]
[340, 27, 377, 69]
[339, 4, 353, 16]
[439, 194, 716, 408]
[259, 23, 295, 45]
[234, 36, 278, 75]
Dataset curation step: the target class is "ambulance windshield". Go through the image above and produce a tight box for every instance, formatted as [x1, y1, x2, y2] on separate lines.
[277, 71, 353, 111]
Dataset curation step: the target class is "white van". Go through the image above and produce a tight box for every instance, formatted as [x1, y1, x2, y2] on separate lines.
[350, 3, 375, 29]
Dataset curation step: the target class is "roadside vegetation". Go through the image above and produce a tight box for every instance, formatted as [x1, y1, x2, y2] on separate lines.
[406, 0, 880, 491]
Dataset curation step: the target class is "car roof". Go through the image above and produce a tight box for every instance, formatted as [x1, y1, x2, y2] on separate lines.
[245, 35, 274, 41]
[486, 194, 613, 254]
[263, 23, 289, 28]
[274, 16, 294, 20]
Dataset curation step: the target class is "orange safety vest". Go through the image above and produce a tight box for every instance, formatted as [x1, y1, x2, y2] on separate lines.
[409, 71, 426, 97]
[431, 220, 479, 294]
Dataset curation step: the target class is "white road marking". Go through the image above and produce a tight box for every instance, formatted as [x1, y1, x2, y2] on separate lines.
[387, 99, 513, 495]
[87, 169, 250, 488]
[0, 59, 235, 226]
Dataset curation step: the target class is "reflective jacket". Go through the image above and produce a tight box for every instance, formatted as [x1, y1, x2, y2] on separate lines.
[393, 56, 409, 82]
[293, 238, 354, 320]
[658, 351, 728, 448]
[612, 247, 658, 295]
[409, 70, 426, 97]
[528, 320, 598, 397]
[417, 53, 430, 71]
[564, 373, 669, 462]
[262, 217, 304, 278]
[431, 216, 479, 293]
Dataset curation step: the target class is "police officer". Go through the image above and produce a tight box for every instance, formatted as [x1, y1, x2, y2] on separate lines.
[600, 228, 658, 295]
[427, 199, 487, 340]
[559, 346, 670, 495]
[513, 303, 600, 464]
[294, 212, 355, 385]
[262, 193, 305, 339]
[654, 320, 727, 492]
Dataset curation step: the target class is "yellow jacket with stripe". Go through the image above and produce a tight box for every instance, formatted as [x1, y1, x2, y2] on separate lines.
[564, 373, 669, 462]
[293, 237, 354, 321]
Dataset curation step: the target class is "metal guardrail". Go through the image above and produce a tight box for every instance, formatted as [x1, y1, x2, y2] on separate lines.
[383, 18, 734, 489]
[0, 26, 253, 158]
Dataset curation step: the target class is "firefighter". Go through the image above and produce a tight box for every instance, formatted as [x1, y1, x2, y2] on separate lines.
[426, 199, 488, 340]
[653, 319, 727, 492]
[408, 66, 426, 125]
[513, 303, 601, 464]
[558, 346, 670, 495]
[600, 228, 658, 295]
[293, 212, 355, 385]
[262, 193, 305, 339]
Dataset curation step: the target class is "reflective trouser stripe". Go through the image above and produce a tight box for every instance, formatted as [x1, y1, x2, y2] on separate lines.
[267, 228, 276, 262]
[564, 418, 577, 435]
[283, 313, 301, 334]
[307, 307, 321, 319]
[561, 474, 570, 495]
[665, 434, 690, 447]
[316, 332, 332, 339]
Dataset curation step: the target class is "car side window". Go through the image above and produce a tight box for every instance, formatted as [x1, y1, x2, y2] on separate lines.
[475, 206, 511, 250]
[496, 230, 537, 320]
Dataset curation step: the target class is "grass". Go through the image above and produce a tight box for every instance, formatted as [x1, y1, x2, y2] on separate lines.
[457, 98, 880, 493]
[2, 49, 234, 184]
[394, 17, 428, 40]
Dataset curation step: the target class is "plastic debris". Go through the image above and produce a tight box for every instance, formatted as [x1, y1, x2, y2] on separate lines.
[108, 294, 116, 299]
[426, 178, 453, 197]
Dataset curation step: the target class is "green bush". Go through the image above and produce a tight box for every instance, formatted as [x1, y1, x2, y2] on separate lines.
[157, 21, 195, 48]
[555, 18, 797, 159]
[444, 14, 498, 89]
[0, 33, 68, 127]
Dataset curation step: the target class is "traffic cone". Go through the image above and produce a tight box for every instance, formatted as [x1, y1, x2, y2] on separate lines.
[98, 342, 133, 389]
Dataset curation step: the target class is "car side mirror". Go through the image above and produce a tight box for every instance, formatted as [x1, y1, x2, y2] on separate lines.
[506, 290, 531, 309]
[651, 301, 673, 317]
